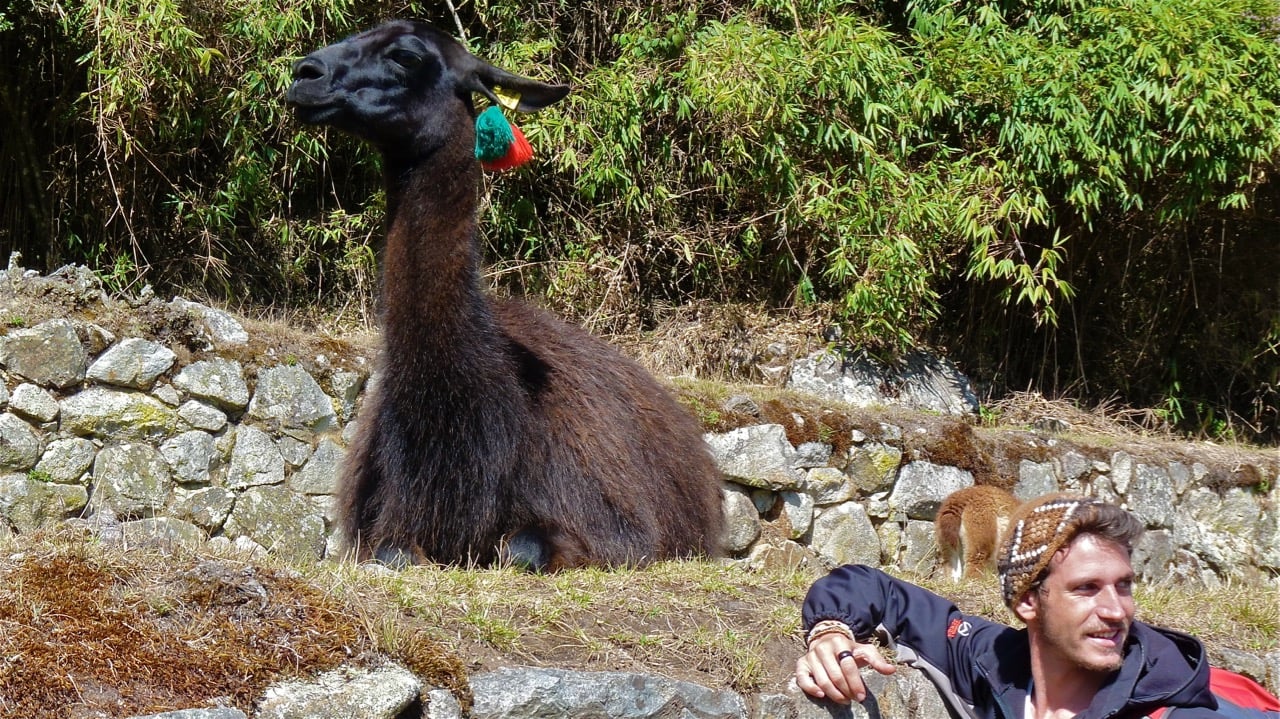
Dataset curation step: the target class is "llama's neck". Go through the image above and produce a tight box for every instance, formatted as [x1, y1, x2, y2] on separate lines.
[379, 138, 497, 367]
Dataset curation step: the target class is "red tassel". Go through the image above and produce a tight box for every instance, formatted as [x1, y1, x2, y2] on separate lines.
[481, 122, 534, 172]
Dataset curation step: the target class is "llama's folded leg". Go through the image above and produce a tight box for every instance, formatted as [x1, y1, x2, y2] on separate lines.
[373, 545, 417, 569]
[499, 528, 550, 571]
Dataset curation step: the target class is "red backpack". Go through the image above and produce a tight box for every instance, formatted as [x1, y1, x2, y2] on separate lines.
[1149, 667, 1280, 718]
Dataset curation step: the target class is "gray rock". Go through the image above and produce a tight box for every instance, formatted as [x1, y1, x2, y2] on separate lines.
[310, 494, 337, 525]
[424, 687, 464, 719]
[120, 516, 208, 551]
[1265, 651, 1280, 699]
[722, 394, 760, 417]
[0, 375, 8, 406]
[342, 418, 360, 445]
[704, 425, 804, 490]
[0, 318, 87, 388]
[0, 474, 89, 531]
[864, 666, 954, 719]
[170, 297, 249, 350]
[223, 484, 326, 562]
[174, 358, 251, 411]
[788, 350, 884, 409]
[169, 486, 235, 532]
[92, 442, 173, 518]
[1014, 460, 1058, 500]
[745, 540, 815, 573]
[1110, 451, 1134, 494]
[290, 438, 344, 495]
[785, 684, 874, 718]
[178, 399, 228, 432]
[795, 442, 833, 469]
[888, 462, 973, 520]
[878, 518, 937, 575]
[1058, 451, 1093, 491]
[1132, 529, 1175, 582]
[34, 437, 97, 484]
[248, 365, 339, 432]
[60, 388, 181, 441]
[225, 425, 286, 490]
[779, 490, 814, 539]
[470, 666, 748, 719]
[1256, 499, 1280, 574]
[82, 322, 115, 355]
[206, 534, 269, 559]
[276, 434, 313, 468]
[1220, 487, 1268, 570]
[124, 709, 247, 719]
[1171, 488, 1261, 576]
[152, 382, 182, 406]
[9, 383, 59, 423]
[1167, 462, 1192, 497]
[844, 442, 902, 496]
[86, 337, 177, 389]
[1128, 464, 1175, 528]
[750, 488, 777, 515]
[1216, 648, 1270, 688]
[788, 350, 979, 416]
[722, 485, 762, 553]
[161, 430, 218, 484]
[811, 502, 880, 567]
[327, 369, 365, 421]
[804, 467, 855, 506]
[0, 413, 42, 471]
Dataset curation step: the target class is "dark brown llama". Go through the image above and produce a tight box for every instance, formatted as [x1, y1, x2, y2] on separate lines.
[286, 20, 724, 570]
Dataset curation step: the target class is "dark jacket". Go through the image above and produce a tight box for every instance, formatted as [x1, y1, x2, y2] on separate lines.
[803, 565, 1225, 719]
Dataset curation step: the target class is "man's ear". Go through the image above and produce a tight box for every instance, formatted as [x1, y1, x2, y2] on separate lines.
[1014, 590, 1039, 624]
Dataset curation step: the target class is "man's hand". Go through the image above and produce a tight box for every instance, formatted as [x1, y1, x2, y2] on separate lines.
[794, 631, 896, 704]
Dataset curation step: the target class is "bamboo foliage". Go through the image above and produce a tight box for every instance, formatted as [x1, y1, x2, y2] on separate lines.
[2, 0, 1278, 438]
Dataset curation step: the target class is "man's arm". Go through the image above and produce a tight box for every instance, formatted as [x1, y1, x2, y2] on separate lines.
[797, 565, 996, 706]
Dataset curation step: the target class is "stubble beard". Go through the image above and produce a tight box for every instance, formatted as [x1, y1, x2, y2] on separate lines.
[1040, 604, 1128, 674]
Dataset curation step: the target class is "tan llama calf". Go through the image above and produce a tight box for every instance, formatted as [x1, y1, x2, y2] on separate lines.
[935, 485, 1020, 581]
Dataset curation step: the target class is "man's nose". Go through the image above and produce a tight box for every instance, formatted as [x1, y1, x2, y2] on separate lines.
[1095, 586, 1130, 618]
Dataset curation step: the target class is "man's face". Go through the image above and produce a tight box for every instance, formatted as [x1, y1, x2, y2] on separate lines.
[1021, 533, 1136, 674]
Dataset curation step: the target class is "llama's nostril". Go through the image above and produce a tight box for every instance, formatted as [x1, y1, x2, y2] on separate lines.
[292, 56, 327, 81]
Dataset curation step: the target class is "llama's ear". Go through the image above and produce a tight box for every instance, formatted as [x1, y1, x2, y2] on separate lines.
[462, 60, 570, 113]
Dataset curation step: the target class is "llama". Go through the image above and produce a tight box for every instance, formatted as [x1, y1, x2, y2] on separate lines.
[286, 21, 724, 570]
[935, 485, 1019, 581]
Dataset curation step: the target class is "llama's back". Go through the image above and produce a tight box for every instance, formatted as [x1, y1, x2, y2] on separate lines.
[495, 299, 724, 566]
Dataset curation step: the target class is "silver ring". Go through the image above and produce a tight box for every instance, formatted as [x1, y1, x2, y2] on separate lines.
[836, 650, 855, 662]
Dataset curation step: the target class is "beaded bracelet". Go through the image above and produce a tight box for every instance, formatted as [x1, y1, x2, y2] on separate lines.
[805, 619, 854, 648]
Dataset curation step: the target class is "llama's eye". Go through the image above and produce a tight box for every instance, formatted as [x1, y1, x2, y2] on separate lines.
[388, 49, 421, 69]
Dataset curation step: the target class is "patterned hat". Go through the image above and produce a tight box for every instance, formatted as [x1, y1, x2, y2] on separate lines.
[996, 493, 1109, 608]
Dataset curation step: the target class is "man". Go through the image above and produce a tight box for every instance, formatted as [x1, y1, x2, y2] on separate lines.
[794, 493, 1232, 718]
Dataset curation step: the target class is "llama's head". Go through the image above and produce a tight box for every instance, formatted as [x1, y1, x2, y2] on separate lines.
[287, 20, 569, 155]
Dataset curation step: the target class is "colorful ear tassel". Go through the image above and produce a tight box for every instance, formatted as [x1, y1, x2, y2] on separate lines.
[474, 105, 534, 172]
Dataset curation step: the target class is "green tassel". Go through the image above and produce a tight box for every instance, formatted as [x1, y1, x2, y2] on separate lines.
[474, 106, 515, 162]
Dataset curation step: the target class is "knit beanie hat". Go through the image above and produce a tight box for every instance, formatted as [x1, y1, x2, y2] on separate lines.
[996, 493, 1110, 608]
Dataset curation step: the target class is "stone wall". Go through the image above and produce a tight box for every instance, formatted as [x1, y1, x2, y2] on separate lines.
[2, 288, 1277, 584]
[2, 264, 1279, 718]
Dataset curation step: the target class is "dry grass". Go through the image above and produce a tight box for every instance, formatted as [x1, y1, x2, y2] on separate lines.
[2, 527, 1276, 718]
[0, 532, 371, 717]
